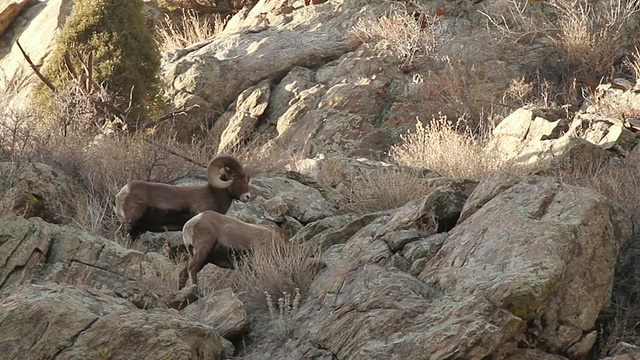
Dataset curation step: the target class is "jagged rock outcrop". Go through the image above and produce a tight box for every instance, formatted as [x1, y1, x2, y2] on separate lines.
[240, 175, 630, 359]
[159, 0, 561, 157]
[489, 105, 640, 172]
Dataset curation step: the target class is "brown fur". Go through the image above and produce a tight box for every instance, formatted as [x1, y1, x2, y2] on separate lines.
[114, 155, 252, 239]
[177, 210, 284, 290]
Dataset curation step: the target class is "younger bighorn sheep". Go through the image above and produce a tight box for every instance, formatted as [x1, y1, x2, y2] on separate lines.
[177, 210, 284, 290]
[114, 155, 252, 240]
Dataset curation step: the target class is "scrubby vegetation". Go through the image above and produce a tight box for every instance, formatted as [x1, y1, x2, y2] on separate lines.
[2, 0, 640, 356]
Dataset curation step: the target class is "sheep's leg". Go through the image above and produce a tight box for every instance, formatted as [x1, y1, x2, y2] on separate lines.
[177, 265, 189, 291]
[187, 242, 214, 288]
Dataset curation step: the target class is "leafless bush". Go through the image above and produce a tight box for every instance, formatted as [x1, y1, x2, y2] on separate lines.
[550, 0, 640, 82]
[352, 10, 443, 69]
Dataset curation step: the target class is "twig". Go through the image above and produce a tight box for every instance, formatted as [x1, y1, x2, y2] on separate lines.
[142, 138, 206, 168]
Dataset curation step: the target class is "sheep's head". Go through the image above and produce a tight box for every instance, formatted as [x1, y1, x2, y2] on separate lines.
[207, 155, 252, 202]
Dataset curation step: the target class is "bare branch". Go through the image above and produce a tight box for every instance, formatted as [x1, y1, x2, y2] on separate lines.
[142, 138, 206, 168]
[16, 39, 56, 91]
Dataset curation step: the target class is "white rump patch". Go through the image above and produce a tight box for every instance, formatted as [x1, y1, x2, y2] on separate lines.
[183, 213, 203, 247]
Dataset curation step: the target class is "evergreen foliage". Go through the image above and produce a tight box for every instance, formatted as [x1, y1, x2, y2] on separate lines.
[41, 0, 161, 125]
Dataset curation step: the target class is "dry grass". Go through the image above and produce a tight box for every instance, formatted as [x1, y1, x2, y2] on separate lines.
[187, 239, 322, 341]
[483, 0, 640, 83]
[155, 9, 226, 53]
[351, 10, 443, 69]
[390, 116, 515, 179]
[341, 166, 436, 214]
[233, 241, 321, 313]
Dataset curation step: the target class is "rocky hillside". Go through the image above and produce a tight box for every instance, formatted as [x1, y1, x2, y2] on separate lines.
[2, 0, 640, 359]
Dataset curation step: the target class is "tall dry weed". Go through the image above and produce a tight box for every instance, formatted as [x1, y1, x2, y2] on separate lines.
[341, 166, 436, 214]
[351, 10, 443, 69]
[155, 9, 226, 53]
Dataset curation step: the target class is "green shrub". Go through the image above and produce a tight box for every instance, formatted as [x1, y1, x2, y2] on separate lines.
[41, 0, 161, 126]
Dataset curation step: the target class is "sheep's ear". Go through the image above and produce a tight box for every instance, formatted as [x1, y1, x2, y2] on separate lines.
[219, 167, 231, 181]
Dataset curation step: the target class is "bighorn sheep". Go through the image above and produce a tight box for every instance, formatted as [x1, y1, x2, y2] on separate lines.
[114, 155, 252, 240]
[177, 210, 284, 290]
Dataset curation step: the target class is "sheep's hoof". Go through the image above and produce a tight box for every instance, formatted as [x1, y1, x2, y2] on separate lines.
[163, 284, 200, 310]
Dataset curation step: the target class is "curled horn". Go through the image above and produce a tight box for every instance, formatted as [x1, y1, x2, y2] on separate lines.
[207, 155, 244, 188]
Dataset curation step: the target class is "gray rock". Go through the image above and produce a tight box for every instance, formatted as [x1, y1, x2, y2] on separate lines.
[182, 287, 250, 340]
[0, 283, 223, 360]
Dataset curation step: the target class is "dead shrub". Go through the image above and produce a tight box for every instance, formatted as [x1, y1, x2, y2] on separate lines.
[549, 0, 640, 82]
[341, 166, 436, 214]
[390, 116, 514, 179]
[232, 241, 320, 314]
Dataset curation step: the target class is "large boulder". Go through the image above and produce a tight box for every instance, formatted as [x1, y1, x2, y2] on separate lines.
[419, 175, 630, 358]
[0, 283, 223, 360]
[182, 287, 250, 340]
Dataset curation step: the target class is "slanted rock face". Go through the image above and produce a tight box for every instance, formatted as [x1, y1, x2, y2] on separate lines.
[0, 283, 223, 360]
[0, 214, 175, 307]
[242, 175, 630, 359]
[0, 0, 36, 38]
